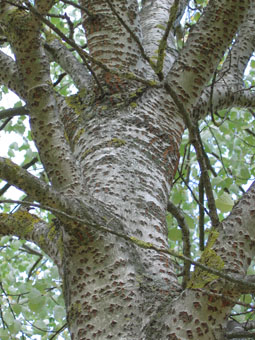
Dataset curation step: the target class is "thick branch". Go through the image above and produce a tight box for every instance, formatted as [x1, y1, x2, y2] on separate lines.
[0, 156, 38, 196]
[0, 211, 63, 272]
[220, 2, 255, 87]
[0, 50, 25, 98]
[0, 3, 82, 192]
[153, 180, 255, 338]
[166, 0, 250, 112]
[105, 0, 152, 73]
[44, 38, 91, 90]
[226, 330, 255, 339]
[21, 2, 158, 90]
[34, 0, 55, 14]
[194, 2, 255, 119]
[194, 84, 255, 120]
[2, 198, 255, 292]
[140, 0, 180, 78]
[79, 0, 143, 81]
[212, 181, 255, 279]
[155, 0, 188, 79]
[0, 157, 63, 208]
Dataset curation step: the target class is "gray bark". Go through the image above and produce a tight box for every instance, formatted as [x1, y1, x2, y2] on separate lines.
[0, 0, 255, 339]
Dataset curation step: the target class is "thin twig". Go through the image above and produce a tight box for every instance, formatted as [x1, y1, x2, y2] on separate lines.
[191, 125, 220, 228]
[0, 282, 15, 318]
[177, 170, 210, 217]
[23, 1, 104, 95]
[205, 120, 228, 177]
[0, 117, 12, 130]
[27, 255, 43, 280]
[198, 174, 205, 251]
[167, 201, 191, 288]
[49, 323, 68, 340]
[53, 72, 67, 87]
[60, 0, 94, 18]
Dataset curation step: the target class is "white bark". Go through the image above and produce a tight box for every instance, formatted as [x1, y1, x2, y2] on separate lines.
[0, 0, 255, 339]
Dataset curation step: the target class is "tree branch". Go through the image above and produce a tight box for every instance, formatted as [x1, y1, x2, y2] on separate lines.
[167, 200, 191, 288]
[220, 2, 255, 87]
[0, 211, 63, 271]
[191, 125, 220, 228]
[0, 50, 25, 98]
[193, 2, 255, 120]
[0, 106, 29, 119]
[198, 174, 205, 251]
[226, 330, 255, 339]
[0, 156, 38, 197]
[194, 85, 255, 120]
[140, 0, 180, 78]
[0, 2, 83, 193]
[155, 0, 185, 79]
[25, 2, 159, 89]
[34, 0, 55, 14]
[105, 0, 154, 74]
[44, 38, 91, 90]
[60, 0, 94, 17]
[0, 157, 62, 208]
[79, 0, 143, 81]
[165, 0, 250, 111]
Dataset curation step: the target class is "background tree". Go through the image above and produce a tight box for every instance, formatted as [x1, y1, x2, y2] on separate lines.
[0, 0, 255, 339]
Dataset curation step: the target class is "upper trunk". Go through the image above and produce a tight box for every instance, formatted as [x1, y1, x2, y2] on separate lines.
[62, 85, 185, 339]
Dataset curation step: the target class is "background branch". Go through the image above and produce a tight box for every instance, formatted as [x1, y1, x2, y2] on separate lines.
[0, 106, 29, 120]
[167, 200, 191, 288]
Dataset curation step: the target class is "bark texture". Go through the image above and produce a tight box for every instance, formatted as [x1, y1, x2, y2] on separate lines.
[1, 0, 255, 339]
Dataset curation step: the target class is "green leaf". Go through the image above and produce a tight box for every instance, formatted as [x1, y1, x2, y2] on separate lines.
[0, 329, 10, 340]
[2, 85, 9, 94]
[28, 288, 46, 312]
[250, 60, 255, 68]
[9, 320, 22, 335]
[229, 183, 240, 195]
[12, 304, 22, 315]
[168, 227, 182, 242]
[7, 149, 15, 158]
[240, 166, 250, 179]
[4, 310, 14, 324]
[243, 294, 252, 304]
[28, 295, 46, 312]
[185, 214, 195, 229]
[215, 193, 234, 213]
[33, 320, 47, 335]
[54, 305, 66, 321]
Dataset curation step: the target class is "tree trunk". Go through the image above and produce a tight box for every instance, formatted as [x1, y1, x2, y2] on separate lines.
[62, 85, 185, 338]
[1, 0, 255, 339]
